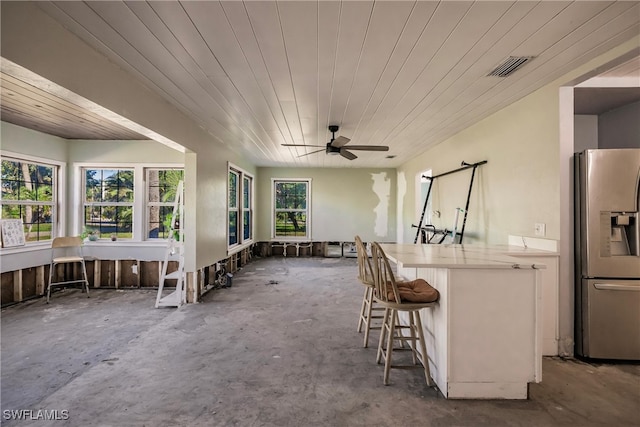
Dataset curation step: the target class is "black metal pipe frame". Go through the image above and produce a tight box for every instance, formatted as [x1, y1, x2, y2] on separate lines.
[414, 160, 487, 244]
[413, 180, 434, 243]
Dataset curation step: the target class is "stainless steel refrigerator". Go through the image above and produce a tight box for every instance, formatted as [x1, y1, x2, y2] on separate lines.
[574, 148, 640, 360]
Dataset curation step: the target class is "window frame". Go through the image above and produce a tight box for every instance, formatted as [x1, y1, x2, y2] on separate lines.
[74, 162, 183, 242]
[0, 151, 65, 247]
[82, 166, 135, 240]
[227, 163, 254, 252]
[271, 178, 312, 241]
[242, 174, 253, 242]
[145, 168, 185, 240]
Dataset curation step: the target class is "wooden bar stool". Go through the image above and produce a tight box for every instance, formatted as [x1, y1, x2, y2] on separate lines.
[370, 242, 439, 386]
[354, 235, 385, 348]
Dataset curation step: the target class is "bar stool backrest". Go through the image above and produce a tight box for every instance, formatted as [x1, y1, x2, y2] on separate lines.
[370, 242, 401, 304]
[354, 235, 374, 287]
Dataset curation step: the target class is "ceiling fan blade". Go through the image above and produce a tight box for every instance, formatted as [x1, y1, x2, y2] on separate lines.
[282, 144, 324, 148]
[297, 148, 325, 158]
[331, 135, 351, 148]
[343, 145, 389, 151]
[340, 149, 357, 160]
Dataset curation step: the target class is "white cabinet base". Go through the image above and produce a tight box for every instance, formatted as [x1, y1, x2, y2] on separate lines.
[399, 266, 542, 400]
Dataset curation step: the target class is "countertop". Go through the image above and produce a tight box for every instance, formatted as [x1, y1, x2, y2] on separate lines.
[378, 243, 548, 270]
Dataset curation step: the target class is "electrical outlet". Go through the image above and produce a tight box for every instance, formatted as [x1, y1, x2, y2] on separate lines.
[534, 223, 546, 237]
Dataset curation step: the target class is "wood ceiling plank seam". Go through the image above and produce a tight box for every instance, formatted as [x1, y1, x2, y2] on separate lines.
[345, 1, 418, 143]
[276, 0, 327, 169]
[333, 1, 376, 132]
[512, 2, 614, 60]
[0, 103, 116, 140]
[350, 1, 439, 147]
[357, 1, 471, 146]
[382, 1, 535, 147]
[116, 1, 265, 152]
[408, 2, 639, 144]
[392, 3, 566, 145]
[0, 113, 80, 139]
[82, 1, 261, 150]
[327, 1, 374, 135]
[367, 1, 479, 147]
[163, 2, 283, 160]
[1, 94, 117, 139]
[45, 1, 197, 114]
[115, 1, 273, 158]
[41, 2, 210, 140]
[242, 1, 304, 160]
[219, 1, 301, 163]
[218, 10, 295, 166]
[425, 5, 640, 138]
[421, 23, 640, 150]
[335, 0, 376, 131]
[397, 1, 552, 143]
[316, 0, 343, 160]
[276, 2, 318, 159]
[499, 22, 640, 118]
[157, 2, 278, 161]
[1, 77, 143, 137]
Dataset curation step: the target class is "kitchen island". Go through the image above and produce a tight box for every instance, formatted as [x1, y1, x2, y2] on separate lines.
[379, 243, 544, 399]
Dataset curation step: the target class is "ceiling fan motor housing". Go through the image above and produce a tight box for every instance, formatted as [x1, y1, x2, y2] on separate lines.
[326, 143, 341, 155]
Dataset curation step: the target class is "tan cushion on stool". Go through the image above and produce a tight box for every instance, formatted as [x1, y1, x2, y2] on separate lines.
[388, 279, 439, 303]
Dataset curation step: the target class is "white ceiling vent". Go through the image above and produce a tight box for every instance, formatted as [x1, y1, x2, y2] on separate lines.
[487, 56, 534, 77]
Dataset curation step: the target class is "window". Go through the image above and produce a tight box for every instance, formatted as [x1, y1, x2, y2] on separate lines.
[228, 164, 253, 248]
[273, 179, 311, 239]
[228, 169, 239, 246]
[146, 168, 184, 239]
[1, 155, 58, 243]
[243, 175, 252, 241]
[83, 168, 134, 239]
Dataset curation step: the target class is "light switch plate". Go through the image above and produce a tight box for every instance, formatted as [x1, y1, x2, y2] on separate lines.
[534, 223, 546, 237]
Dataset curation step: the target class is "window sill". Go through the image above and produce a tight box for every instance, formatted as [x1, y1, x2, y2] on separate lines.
[0, 242, 50, 255]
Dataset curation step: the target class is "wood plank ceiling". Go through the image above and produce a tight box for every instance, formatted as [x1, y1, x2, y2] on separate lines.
[4, 1, 640, 167]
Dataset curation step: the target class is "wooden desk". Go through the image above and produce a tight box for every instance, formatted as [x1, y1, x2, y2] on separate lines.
[379, 243, 543, 399]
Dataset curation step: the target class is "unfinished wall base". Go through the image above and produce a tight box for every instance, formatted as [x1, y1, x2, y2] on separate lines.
[1, 245, 256, 306]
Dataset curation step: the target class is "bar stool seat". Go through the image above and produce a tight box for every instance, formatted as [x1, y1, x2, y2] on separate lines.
[370, 241, 439, 386]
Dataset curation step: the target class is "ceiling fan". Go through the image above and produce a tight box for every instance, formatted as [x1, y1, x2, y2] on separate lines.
[282, 125, 389, 160]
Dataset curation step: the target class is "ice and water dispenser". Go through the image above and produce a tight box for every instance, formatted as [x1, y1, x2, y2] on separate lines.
[603, 211, 639, 257]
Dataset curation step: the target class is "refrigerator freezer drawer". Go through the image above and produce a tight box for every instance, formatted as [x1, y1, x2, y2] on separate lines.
[580, 279, 640, 360]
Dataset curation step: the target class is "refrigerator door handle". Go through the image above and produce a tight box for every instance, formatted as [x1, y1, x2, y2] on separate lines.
[593, 283, 640, 292]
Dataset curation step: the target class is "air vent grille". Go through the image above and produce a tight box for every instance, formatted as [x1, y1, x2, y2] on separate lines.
[487, 56, 534, 77]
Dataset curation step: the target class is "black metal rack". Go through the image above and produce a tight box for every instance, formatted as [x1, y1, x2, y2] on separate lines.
[413, 160, 487, 244]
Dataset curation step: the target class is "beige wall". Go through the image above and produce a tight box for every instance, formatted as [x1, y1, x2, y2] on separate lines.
[256, 167, 397, 243]
[399, 82, 561, 245]
[1, 121, 68, 161]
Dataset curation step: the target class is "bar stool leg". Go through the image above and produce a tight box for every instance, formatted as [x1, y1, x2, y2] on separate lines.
[363, 287, 377, 348]
[357, 286, 368, 332]
[414, 310, 433, 386]
[383, 309, 397, 385]
[409, 311, 418, 365]
[377, 307, 391, 364]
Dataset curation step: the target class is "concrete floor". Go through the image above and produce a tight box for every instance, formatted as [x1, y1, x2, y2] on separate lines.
[2, 256, 639, 427]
